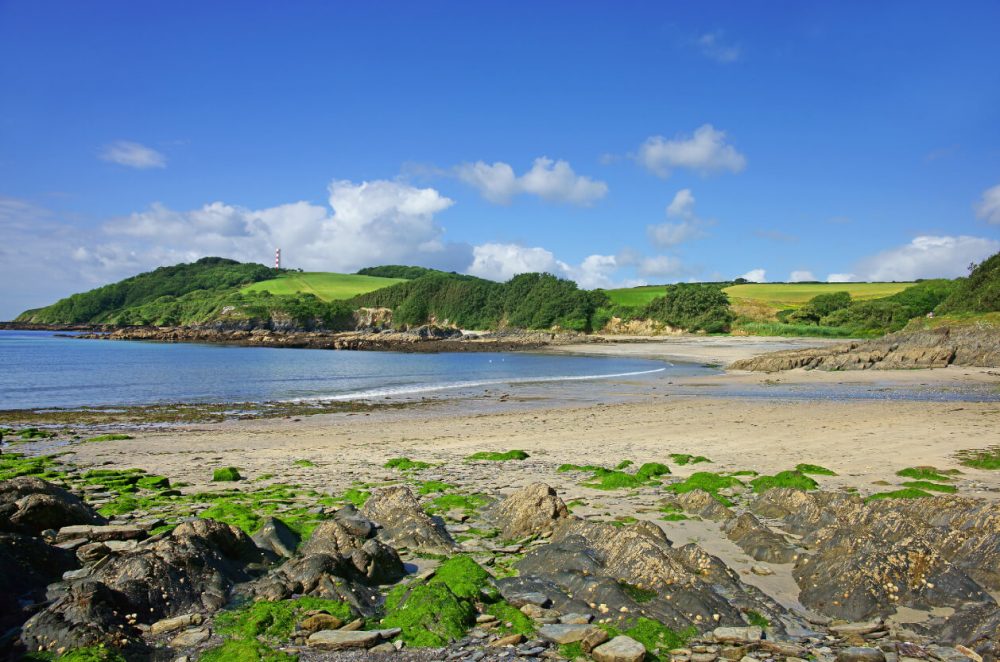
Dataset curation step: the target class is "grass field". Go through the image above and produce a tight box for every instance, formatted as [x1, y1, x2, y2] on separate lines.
[603, 285, 670, 307]
[241, 272, 405, 302]
[603, 282, 913, 309]
[723, 282, 912, 308]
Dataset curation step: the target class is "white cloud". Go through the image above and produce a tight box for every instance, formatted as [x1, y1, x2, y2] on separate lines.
[466, 243, 562, 281]
[739, 268, 766, 282]
[852, 235, 1000, 281]
[456, 157, 607, 206]
[697, 31, 741, 63]
[975, 184, 1000, 224]
[789, 270, 816, 282]
[636, 125, 746, 178]
[638, 255, 685, 278]
[647, 188, 710, 248]
[826, 273, 857, 283]
[99, 179, 470, 276]
[100, 141, 166, 169]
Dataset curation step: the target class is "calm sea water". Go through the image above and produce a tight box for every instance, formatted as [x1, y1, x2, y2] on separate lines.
[0, 330, 696, 410]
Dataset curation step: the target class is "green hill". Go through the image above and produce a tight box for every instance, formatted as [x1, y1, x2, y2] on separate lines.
[241, 272, 406, 302]
[17, 258, 279, 324]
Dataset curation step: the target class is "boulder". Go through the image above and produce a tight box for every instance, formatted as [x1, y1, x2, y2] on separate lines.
[20, 519, 261, 655]
[670, 490, 732, 522]
[592, 635, 647, 662]
[308, 629, 381, 650]
[0, 532, 77, 633]
[361, 486, 456, 554]
[0, 477, 105, 535]
[251, 517, 300, 558]
[492, 483, 569, 539]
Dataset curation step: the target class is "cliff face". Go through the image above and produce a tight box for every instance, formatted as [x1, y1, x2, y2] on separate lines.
[729, 325, 1000, 371]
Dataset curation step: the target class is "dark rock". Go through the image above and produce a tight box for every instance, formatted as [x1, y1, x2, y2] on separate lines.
[252, 516, 301, 558]
[333, 504, 374, 538]
[0, 477, 105, 535]
[238, 553, 382, 616]
[723, 513, 799, 564]
[669, 490, 732, 522]
[20, 518, 261, 655]
[361, 486, 456, 553]
[836, 647, 887, 662]
[0, 532, 77, 633]
[492, 483, 569, 540]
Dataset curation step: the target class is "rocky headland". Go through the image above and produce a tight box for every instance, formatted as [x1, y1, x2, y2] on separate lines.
[729, 326, 1000, 372]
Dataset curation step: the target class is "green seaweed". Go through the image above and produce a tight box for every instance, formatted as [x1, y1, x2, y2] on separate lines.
[619, 581, 657, 603]
[465, 449, 529, 462]
[900, 480, 957, 493]
[199, 639, 298, 662]
[384, 457, 432, 471]
[430, 555, 495, 599]
[663, 472, 743, 506]
[749, 470, 819, 493]
[795, 463, 837, 476]
[670, 453, 712, 465]
[417, 480, 454, 495]
[745, 610, 770, 629]
[292, 459, 316, 468]
[425, 493, 489, 514]
[382, 582, 475, 646]
[212, 467, 242, 482]
[485, 601, 536, 635]
[215, 597, 352, 641]
[896, 467, 955, 482]
[84, 434, 134, 443]
[956, 447, 1000, 470]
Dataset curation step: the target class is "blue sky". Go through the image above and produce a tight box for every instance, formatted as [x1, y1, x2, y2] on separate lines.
[2, 1, 1000, 318]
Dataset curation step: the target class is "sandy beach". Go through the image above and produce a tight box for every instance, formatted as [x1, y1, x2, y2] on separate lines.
[57, 339, 1000, 610]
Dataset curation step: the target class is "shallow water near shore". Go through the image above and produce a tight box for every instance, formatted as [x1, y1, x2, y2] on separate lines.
[0, 330, 698, 410]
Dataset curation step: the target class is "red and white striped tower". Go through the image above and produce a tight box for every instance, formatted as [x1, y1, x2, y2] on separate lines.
[275, 248, 281, 269]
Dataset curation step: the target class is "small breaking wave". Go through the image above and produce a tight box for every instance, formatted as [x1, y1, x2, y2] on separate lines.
[294, 367, 667, 402]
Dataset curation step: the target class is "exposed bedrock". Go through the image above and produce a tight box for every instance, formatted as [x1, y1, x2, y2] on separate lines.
[729, 326, 1000, 371]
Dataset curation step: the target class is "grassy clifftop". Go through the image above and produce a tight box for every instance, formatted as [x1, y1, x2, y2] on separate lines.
[17, 258, 279, 324]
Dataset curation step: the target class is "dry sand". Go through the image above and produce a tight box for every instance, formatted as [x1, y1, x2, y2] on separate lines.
[60, 337, 1000, 612]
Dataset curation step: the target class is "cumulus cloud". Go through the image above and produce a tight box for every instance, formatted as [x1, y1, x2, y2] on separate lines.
[636, 125, 746, 178]
[852, 235, 1000, 281]
[739, 268, 766, 282]
[975, 184, 1000, 224]
[697, 31, 741, 63]
[826, 273, 856, 283]
[466, 243, 647, 289]
[100, 141, 166, 169]
[467, 243, 563, 281]
[456, 157, 607, 206]
[647, 189, 711, 248]
[97, 179, 469, 275]
[638, 255, 685, 278]
[789, 270, 817, 282]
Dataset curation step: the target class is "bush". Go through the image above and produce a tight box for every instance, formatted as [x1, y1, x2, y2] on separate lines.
[788, 291, 852, 324]
[643, 284, 733, 333]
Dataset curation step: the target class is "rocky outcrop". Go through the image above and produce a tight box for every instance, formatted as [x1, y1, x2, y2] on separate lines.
[74, 326, 564, 352]
[21, 518, 262, 656]
[494, 487, 795, 634]
[723, 512, 799, 564]
[0, 476, 106, 535]
[361, 486, 457, 554]
[751, 489, 1000, 623]
[0, 532, 77, 634]
[491, 482, 569, 539]
[730, 326, 1000, 371]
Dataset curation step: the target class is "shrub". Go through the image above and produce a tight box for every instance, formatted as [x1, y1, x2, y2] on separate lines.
[643, 284, 733, 333]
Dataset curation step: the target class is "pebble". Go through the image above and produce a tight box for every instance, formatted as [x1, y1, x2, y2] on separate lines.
[835, 647, 887, 662]
[307, 629, 380, 650]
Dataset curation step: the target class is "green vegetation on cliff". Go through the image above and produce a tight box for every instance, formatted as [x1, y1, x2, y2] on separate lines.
[17, 257, 278, 324]
[351, 271, 609, 331]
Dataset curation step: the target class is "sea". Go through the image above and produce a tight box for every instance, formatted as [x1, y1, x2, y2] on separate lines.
[2, 330, 996, 411]
[0, 330, 698, 410]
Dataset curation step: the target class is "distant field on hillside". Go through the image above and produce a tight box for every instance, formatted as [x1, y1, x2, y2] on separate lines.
[603, 281, 914, 310]
[603, 285, 670, 307]
[723, 282, 913, 308]
[241, 272, 406, 302]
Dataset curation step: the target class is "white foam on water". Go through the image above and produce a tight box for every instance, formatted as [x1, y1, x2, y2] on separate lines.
[293, 367, 667, 402]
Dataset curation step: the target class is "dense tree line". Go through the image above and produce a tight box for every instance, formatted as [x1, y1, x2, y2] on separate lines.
[936, 252, 1000, 314]
[352, 272, 609, 331]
